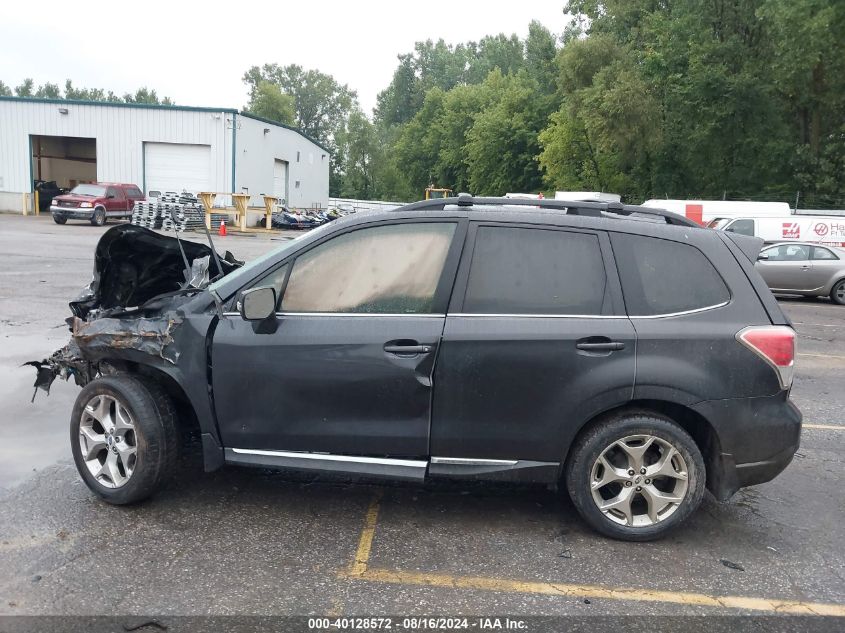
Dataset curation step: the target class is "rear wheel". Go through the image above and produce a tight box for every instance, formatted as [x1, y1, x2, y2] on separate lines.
[52, 215, 67, 225]
[566, 412, 706, 541]
[830, 279, 845, 305]
[91, 207, 106, 226]
[70, 374, 178, 505]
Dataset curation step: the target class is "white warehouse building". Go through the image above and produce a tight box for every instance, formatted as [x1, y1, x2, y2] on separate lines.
[0, 96, 330, 212]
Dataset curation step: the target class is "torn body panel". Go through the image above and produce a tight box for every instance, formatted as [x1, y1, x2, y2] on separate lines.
[29, 225, 240, 399]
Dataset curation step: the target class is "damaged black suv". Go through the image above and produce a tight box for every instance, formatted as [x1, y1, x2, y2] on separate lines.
[32, 195, 801, 541]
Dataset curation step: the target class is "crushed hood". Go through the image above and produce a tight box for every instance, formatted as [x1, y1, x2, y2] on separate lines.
[27, 225, 242, 398]
[71, 224, 241, 319]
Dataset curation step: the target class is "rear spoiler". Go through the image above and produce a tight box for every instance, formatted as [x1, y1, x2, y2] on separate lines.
[717, 232, 791, 326]
[723, 232, 764, 262]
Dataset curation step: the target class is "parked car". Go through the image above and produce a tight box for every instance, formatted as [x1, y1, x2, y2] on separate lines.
[34, 179, 65, 211]
[755, 242, 845, 305]
[32, 195, 801, 541]
[51, 183, 144, 226]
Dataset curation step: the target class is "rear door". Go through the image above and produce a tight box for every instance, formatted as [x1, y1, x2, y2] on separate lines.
[430, 223, 636, 476]
[212, 219, 466, 460]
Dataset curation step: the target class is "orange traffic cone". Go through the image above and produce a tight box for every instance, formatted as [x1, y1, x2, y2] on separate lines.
[218, 220, 227, 236]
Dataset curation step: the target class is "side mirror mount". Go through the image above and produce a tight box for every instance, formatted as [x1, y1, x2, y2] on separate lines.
[239, 286, 277, 321]
[757, 253, 769, 261]
[106, 194, 115, 199]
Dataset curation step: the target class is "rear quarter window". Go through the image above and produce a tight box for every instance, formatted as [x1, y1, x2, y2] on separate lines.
[611, 233, 730, 316]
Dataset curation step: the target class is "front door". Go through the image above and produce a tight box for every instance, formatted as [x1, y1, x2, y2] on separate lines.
[105, 186, 126, 217]
[212, 220, 464, 457]
[757, 243, 814, 291]
[430, 223, 636, 470]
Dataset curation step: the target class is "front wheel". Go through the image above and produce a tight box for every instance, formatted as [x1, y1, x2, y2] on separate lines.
[91, 207, 106, 226]
[830, 279, 845, 305]
[70, 375, 179, 505]
[566, 412, 706, 541]
[52, 215, 67, 225]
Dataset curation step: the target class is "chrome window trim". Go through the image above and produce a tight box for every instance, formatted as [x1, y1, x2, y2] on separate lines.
[430, 457, 518, 466]
[223, 303, 728, 320]
[231, 448, 427, 468]
[628, 301, 731, 319]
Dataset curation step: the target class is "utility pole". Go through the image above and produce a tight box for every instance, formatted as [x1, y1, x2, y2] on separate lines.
[794, 191, 800, 213]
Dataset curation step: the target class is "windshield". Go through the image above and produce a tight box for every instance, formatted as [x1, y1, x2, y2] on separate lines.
[207, 223, 333, 294]
[70, 184, 107, 197]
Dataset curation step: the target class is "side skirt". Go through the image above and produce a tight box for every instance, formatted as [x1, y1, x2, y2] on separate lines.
[224, 449, 559, 484]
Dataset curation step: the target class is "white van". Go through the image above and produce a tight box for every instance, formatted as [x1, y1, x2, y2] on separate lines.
[716, 216, 845, 246]
[641, 199, 791, 225]
[555, 191, 622, 203]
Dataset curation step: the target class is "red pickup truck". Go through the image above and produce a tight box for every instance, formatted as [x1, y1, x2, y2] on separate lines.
[51, 183, 144, 226]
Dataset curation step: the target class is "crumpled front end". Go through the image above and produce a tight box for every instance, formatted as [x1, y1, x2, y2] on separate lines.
[28, 224, 241, 397]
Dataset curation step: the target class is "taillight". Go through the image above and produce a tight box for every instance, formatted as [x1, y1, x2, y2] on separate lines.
[736, 326, 795, 390]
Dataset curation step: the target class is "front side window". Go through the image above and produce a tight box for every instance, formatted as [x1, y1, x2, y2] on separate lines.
[725, 219, 754, 236]
[462, 226, 607, 315]
[612, 233, 730, 316]
[281, 223, 456, 313]
[762, 244, 810, 262]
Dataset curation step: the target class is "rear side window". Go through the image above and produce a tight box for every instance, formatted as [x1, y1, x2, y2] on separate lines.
[125, 186, 143, 198]
[812, 246, 839, 261]
[281, 223, 456, 313]
[611, 233, 730, 316]
[462, 226, 607, 315]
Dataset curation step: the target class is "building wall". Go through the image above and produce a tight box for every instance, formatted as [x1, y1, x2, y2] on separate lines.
[236, 115, 330, 209]
[0, 98, 329, 212]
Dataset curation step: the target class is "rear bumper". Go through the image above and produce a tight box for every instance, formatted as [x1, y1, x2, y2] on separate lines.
[692, 393, 801, 501]
[51, 206, 94, 220]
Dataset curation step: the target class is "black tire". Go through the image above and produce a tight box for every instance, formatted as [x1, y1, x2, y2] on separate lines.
[91, 207, 106, 226]
[830, 279, 845, 305]
[565, 412, 706, 541]
[70, 374, 179, 505]
[52, 215, 67, 225]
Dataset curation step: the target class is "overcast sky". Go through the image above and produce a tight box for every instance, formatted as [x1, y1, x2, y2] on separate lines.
[1, 1, 569, 116]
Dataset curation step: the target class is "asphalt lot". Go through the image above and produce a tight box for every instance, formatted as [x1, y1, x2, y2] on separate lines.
[0, 213, 843, 619]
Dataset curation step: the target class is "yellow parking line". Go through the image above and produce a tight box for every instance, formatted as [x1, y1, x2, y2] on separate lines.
[798, 352, 845, 360]
[340, 488, 845, 615]
[342, 567, 845, 616]
[348, 491, 382, 576]
[804, 423, 844, 431]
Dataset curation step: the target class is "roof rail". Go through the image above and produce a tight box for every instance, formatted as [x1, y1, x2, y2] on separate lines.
[396, 194, 697, 227]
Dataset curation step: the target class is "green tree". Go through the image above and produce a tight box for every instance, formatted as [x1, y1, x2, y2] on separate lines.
[243, 64, 357, 147]
[245, 81, 296, 125]
[0, 81, 12, 96]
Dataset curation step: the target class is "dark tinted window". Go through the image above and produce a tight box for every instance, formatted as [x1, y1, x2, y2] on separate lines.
[725, 219, 754, 236]
[812, 246, 839, 261]
[612, 233, 730, 316]
[463, 226, 607, 315]
[282, 223, 455, 313]
[762, 244, 810, 261]
[125, 186, 143, 198]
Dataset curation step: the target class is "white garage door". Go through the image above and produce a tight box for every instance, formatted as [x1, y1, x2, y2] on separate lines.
[145, 143, 211, 195]
[273, 159, 288, 202]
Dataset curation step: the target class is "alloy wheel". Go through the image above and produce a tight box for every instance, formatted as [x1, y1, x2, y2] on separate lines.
[834, 282, 845, 304]
[589, 434, 689, 527]
[78, 394, 138, 488]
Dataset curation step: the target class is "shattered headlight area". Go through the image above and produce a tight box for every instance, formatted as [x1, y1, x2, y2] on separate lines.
[27, 224, 241, 399]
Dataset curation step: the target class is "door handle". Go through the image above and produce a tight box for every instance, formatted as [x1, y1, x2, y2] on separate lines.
[384, 342, 433, 355]
[576, 340, 625, 351]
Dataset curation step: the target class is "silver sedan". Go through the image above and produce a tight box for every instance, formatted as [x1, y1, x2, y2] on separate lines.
[755, 242, 845, 305]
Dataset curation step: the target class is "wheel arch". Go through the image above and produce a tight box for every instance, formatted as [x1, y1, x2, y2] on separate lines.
[564, 399, 723, 497]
